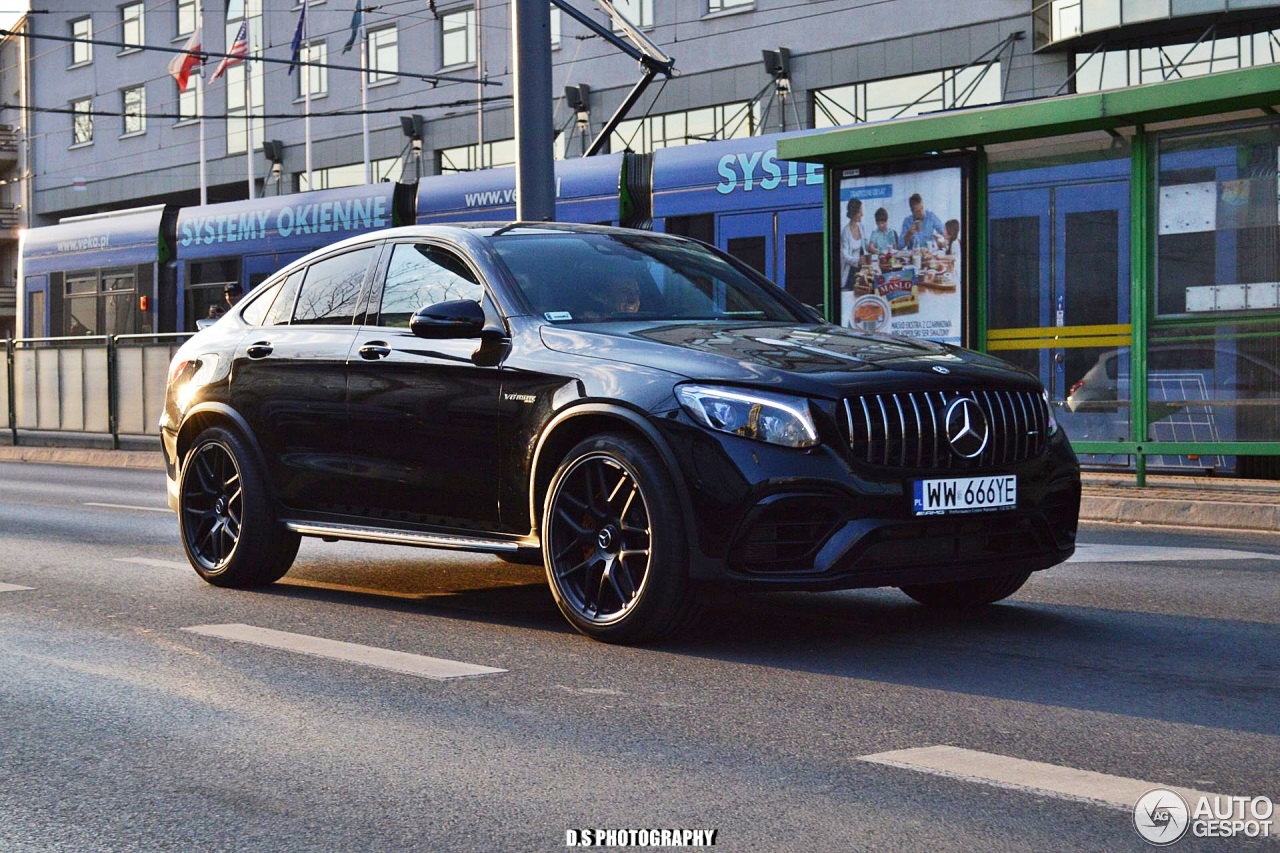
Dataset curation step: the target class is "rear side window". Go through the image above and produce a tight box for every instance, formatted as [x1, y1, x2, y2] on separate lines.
[291, 247, 378, 325]
[260, 270, 304, 326]
[374, 243, 483, 328]
[239, 279, 282, 326]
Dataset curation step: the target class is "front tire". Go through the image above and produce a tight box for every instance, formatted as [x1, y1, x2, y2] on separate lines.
[899, 570, 1032, 609]
[178, 426, 300, 588]
[542, 433, 699, 643]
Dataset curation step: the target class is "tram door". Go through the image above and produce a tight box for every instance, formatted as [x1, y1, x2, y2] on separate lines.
[718, 208, 824, 314]
[988, 179, 1129, 441]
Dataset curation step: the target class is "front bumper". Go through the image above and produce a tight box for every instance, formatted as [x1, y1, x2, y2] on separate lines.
[655, 417, 1080, 590]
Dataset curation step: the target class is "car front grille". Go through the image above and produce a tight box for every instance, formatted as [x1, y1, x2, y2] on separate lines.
[844, 389, 1049, 469]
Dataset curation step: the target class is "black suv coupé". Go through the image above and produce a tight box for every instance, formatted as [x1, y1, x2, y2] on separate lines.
[163, 224, 1080, 642]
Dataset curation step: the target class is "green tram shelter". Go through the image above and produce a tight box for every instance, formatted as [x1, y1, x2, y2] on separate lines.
[780, 64, 1280, 483]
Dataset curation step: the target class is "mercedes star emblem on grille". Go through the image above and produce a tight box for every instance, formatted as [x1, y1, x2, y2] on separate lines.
[944, 397, 990, 459]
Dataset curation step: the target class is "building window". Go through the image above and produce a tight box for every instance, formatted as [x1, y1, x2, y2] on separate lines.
[441, 9, 475, 67]
[439, 139, 515, 173]
[295, 158, 400, 192]
[297, 42, 327, 98]
[611, 0, 652, 29]
[707, 0, 752, 11]
[120, 3, 144, 50]
[176, 0, 196, 36]
[551, 7, 561, 47]
[611, 103, 757, 154]
[70, 17, 93, 65]
[367, 25, 398, 83]
[813, 64, 1003, 128]
[122, 85, 145, 135]
[177, 84, 197, 122]
[71, 98, 93, 145]
[1073, 29, 1280, 93]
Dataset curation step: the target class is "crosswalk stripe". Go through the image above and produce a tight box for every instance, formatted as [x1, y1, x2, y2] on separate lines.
[860, 746, 1225, 812]
[1069, 544, 1280, 564]
[0, 582, 34, 593]
[181, 623, 506, 680]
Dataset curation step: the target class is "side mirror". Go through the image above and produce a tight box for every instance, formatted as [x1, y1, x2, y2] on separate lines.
[410, 299, 486, 339]
[195, 317, 218, 331]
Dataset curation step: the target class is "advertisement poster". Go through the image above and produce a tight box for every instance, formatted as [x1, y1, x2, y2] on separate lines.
[838, 166, 964, 345]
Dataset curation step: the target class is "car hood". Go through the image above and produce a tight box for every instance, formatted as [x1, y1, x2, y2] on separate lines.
[538, 321, 1038, 397]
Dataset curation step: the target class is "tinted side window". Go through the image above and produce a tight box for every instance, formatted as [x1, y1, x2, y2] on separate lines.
[292, 248, 377, 325]
[375, 243, 483, 328]
[261, 270, 304, 326]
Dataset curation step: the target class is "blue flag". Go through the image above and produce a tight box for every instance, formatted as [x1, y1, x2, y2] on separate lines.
[288, 2, 307, 75]
[342, 1, 363, 54]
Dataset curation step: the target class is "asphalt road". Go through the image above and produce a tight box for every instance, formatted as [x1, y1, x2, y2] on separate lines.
[1, 461, 1277, 852]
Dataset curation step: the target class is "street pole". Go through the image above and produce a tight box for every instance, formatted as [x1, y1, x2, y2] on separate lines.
[511, 0, 555, 221]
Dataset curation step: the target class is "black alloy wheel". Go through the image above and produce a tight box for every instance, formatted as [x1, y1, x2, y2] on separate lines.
[543, 434, 699, 643]
[179, 426, 299, 587]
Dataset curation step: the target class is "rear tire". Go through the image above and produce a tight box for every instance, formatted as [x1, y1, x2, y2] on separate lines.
[542, 433, 700, 643]
[899, 570, 1031, 609]
[178, 426, 300, 588]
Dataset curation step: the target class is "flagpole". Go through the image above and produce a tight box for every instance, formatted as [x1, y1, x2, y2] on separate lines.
[303, 0, 312, 191]
[245, 51, 255, 200]
[197, 1, 207, 205]
[360, 8, 370, 184]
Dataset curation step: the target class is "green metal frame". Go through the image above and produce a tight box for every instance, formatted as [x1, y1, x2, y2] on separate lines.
[1129, 127, 1150, 485]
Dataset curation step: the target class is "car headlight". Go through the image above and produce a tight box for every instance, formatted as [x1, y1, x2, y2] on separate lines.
[1042, 389, 1060, 436]
[676, 385, 819, 448]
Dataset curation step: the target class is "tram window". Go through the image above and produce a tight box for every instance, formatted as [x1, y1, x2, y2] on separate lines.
[1156, 231, 1214, 316]
[784, 231, 824, 310]
[27, 290, 45, 338]
[727, 236, 767, 278]
[665, 214, 714, 245]
[989, 216, 1040, 330]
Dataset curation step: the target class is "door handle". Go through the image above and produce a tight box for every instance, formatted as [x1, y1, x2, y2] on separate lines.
[358, 342, 392, 360]
[246, 342, 273, 359]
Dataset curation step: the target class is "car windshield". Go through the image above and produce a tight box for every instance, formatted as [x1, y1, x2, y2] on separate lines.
[487, 231, 809, 324]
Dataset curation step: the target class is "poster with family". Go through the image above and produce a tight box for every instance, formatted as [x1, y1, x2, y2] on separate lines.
[838, 166, 964, 346]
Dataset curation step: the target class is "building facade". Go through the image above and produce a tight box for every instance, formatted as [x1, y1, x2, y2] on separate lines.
[0, 20, 27, 338]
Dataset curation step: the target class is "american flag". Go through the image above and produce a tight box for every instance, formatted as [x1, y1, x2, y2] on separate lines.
[210, 21, 249, 81]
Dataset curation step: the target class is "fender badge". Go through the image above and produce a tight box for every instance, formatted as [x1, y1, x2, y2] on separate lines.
[932, 365, 951, 374]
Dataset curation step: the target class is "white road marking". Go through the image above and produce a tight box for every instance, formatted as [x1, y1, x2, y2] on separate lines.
[181, 623, 506, 680]
[85, 502, 171, 513]
[1069, 544, 1280, 564]
[860, 746, 1230, 812]
[0, 582, 34, 593]
[114, 557, 191, 571]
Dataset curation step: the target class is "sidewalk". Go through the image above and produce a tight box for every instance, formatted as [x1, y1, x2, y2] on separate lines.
[2, 444, 1278, 533]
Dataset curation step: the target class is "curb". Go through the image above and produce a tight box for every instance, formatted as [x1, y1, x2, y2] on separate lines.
[1079, 496, 1280, 532]
[0, 446, 165, 471]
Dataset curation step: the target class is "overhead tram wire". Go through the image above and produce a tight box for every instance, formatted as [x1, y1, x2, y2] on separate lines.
[0, 27, 502, 88]
[4, 96, 513, 122]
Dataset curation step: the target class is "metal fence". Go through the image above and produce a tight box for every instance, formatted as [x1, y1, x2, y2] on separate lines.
[3, 334, 191, 446]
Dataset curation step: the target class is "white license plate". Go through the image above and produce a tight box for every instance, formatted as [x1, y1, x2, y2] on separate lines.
[913, 475, 1017, 516]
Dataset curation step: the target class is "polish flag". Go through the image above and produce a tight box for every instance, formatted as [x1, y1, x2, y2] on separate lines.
[168, 27, 203, 92]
